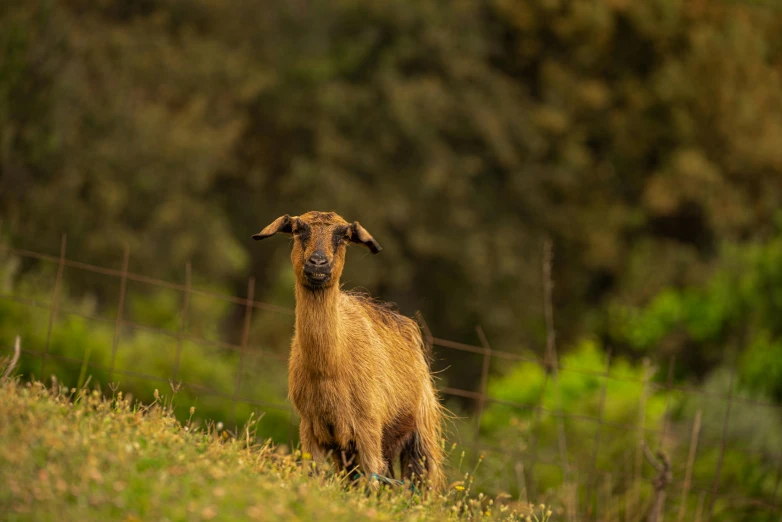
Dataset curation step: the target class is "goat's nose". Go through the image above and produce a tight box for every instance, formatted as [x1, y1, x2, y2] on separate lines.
[307, 251, 328, 266]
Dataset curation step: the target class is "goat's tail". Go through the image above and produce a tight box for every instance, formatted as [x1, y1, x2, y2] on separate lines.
[416, 379, 445, 491]
[413, 311, 434, 367]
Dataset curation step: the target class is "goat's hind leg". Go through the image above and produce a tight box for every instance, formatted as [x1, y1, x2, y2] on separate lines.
[400, 432, 426, 485]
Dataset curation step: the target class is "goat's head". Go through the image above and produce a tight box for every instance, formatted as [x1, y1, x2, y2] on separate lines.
[252, 211, 382, 289]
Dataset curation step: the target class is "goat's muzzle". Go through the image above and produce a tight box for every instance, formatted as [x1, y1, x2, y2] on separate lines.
[303, 251, 332, 287]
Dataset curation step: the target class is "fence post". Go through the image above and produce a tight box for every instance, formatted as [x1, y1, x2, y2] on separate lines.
[231, 276, 255, 425]
[472, 325, 492, 465]
[514, 461, 527, 504]
[171, 262, 192, 383]
[542, 238, 573, 520]
[677, 410, 702, 522]
[589, 348, 613, 516]
[526, 373, 549, 502]
[694, 491, 706, 522]
[633, 359, 652, 522]
[41, 234, 67, 379]
[603, 472, 614, 522]
[643, 441, 672, 522]
[706, 365, 736, 520]
[542, 239, 557, 369]
[660, 356, 676, 447]
[108, 246, 130, 383]
[774, 455, 782, 508]
[624, 450, 632, 522]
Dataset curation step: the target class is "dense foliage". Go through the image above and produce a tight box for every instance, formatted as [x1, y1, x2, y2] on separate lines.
[4, 0, 782, 369]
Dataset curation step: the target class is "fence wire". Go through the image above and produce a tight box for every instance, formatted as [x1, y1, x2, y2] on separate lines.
[1, 237, 780, 520]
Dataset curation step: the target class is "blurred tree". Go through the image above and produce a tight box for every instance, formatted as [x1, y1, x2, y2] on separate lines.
[2, 0, 782, 389]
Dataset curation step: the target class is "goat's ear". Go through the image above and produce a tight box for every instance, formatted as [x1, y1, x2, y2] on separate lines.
[252, 215, 294, 240]
[349, 222, 382, 254]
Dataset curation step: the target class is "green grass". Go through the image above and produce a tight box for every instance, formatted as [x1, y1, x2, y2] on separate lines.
[0, 378, 553, 521]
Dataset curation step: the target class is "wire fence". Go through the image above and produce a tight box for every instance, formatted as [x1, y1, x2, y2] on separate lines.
[1, 234, 781, 521]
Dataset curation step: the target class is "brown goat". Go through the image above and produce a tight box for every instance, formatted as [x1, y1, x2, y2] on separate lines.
[252, 211, 444, 490]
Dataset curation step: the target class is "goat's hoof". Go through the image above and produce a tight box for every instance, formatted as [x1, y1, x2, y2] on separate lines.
[367, 473, 381, 492]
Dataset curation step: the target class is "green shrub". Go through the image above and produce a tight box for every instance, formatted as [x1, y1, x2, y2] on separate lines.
[480, 341, 668, 506]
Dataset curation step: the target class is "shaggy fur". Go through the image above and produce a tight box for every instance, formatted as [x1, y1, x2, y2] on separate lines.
[253, 211, 444, 490]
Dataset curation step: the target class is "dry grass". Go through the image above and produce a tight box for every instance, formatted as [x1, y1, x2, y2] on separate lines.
[0, 377, 553, 521]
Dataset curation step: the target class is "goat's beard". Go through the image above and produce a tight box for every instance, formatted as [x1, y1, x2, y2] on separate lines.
[300, 279, 336, 296]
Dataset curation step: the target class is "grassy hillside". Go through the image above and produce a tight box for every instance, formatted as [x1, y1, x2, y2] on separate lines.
[0, 378, 551, 521]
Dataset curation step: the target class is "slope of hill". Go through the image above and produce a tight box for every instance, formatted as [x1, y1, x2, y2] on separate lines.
[0, 378, 550, 521]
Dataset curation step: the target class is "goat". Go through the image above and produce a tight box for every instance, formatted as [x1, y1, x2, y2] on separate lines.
[252, 211, 444, 490]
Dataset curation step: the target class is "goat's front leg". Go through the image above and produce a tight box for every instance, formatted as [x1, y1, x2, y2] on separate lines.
[299, 418, 328, 472]
[354, 421, 385, 490]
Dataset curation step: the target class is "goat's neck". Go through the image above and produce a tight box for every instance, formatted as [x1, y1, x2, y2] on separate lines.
[294, 282, 343, 372]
